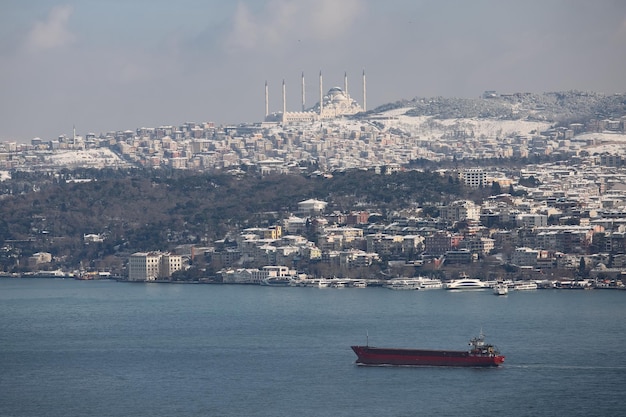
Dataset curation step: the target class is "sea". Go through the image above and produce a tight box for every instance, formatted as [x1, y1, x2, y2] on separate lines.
[1, 278, 625, 417]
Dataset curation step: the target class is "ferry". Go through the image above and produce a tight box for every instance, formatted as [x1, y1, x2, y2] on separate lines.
[443, 277, 489, 290]
[384, 279, 421, 290]
[513, 281, 538, 290]
[415, 276, 444, 289]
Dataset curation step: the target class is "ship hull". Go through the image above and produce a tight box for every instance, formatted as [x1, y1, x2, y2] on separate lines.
[351, 346, 505, 367]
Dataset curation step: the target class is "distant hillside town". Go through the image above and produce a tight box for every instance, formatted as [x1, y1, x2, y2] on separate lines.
[2, 90, 626, 288]
[1, 90, 626, 174]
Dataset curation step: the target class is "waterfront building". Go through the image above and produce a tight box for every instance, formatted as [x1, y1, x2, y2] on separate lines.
[128, 252, 182, 281]
[28, 252, 52, 267]
[220, 265, 298, 284]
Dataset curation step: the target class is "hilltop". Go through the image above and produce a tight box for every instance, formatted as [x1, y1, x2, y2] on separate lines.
[368, 90, 626, 123]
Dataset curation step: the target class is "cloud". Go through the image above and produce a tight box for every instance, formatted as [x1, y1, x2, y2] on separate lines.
[225, 0, 363, 51]
[24, 5, 75, 53]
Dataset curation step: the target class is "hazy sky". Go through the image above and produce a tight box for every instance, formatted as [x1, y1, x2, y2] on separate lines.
[1, 0, 625, 142]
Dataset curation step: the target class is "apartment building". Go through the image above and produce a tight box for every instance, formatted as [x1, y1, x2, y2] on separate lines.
[128, 252, 183, 281]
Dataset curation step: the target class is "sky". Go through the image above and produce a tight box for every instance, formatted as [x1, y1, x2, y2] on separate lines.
[1, 0, 625, 143]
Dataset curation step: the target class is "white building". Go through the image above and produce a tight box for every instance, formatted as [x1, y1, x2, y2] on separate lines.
[128, 252, 183, 281]
[221, 265, 297, 284]
[297, 199, 327, 216]
[462, 168, 487, 188]
[440, 200, 481, 222]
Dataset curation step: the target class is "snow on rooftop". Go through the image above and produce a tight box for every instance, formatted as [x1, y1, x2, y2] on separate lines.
[42, 148, 125, 167]
[375, 108, 552, 138]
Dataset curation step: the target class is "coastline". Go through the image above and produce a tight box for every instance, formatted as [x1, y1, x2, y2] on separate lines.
[1, 273, 625, 290]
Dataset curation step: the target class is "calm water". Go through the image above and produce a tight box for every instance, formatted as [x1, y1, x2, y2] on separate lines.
[1, 278, 625, 417]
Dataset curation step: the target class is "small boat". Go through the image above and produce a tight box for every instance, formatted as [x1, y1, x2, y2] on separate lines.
[351, 332, 505, 367]
[352, 280, 368, 288]
[493, 283, 508, 295]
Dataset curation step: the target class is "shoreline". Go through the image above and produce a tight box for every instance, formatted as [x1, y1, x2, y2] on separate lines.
[1, 274, 625, 290]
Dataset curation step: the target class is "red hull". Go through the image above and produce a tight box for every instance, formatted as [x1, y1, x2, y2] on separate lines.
[351, 346, 505, 367]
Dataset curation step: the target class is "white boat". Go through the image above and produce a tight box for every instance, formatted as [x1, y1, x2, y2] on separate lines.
[493, 284, 508, 295]
[304, 278, 329, 288]
[317, 278, 330, 288]
[444, 277, 489, 290]
[352, 280, 368, 288]
[260, 277, 293, 286]
[513, 281, 538, 290]
[414, 277, 443, 290]
[384, 279, 421, 290]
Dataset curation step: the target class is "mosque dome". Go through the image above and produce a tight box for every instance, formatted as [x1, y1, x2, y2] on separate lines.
[328, 87, 347, 102]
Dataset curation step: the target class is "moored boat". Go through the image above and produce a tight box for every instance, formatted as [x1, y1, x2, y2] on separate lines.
[443, 277, 488, 290]
[351, 333, 504, 367]
[493, 283, 508, 295]
[260, 277, 294, 286]
[330, 280, 347, 288]
[415, 276, 443, 290]
[384, 279, 421, 290]
[513, 281, 538, 290]
[316, 278, 330, 288]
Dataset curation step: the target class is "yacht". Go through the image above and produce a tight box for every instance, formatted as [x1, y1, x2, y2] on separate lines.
[444, 277, 489, 290]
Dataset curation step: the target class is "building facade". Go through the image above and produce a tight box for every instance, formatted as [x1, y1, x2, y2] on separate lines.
[128, 252, 183, 281]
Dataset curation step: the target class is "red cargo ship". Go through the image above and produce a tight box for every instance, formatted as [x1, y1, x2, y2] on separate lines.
[351, 333, 505, 367]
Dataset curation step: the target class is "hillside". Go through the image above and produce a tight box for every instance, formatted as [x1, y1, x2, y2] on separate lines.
[0, 169, 474, 272]
[369, 91, 626, 123]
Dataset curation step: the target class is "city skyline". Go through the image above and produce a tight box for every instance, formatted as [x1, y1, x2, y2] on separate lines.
[2, 0, 626, 143]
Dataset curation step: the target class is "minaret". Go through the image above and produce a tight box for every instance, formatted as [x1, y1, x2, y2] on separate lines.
[344, 72, 348, 99]
[362, 69, 367, 112]
[319, 70, 323, 116]
[301, 72, 306, 111]
[265, 81, 269, 118]
[282, 79, 286, 116]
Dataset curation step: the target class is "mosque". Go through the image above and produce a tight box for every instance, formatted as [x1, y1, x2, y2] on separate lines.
[264, 71, 366, 124]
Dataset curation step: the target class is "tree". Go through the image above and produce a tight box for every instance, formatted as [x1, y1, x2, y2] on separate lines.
[578, 257, 587, 277]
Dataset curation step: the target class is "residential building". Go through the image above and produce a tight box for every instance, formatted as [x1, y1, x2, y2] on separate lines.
[128, 252, 183, 281]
